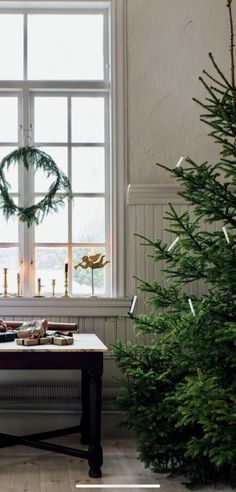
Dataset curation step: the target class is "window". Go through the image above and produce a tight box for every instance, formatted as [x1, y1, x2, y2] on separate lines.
[0, 1, 125, 298]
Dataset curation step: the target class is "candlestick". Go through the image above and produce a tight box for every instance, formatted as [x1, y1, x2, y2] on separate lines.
[16, 272, 21, 297]
[33, 277, 45, 297]
[3, 268, 8, 297]
[62, 269, 70, 298]
[38, 278, 41, 296]
[52, 279, 56, 297]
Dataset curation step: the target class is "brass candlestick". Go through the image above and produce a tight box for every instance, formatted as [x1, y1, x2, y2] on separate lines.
[34, 277, 44, 297]
[62, 270, 70, 298]
[3, 268, 8, 297]
[52, 279, 56, 297]
[16, 272, 21, 297]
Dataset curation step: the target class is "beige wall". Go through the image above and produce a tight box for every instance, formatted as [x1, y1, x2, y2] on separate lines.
[127, 0, 232, 184]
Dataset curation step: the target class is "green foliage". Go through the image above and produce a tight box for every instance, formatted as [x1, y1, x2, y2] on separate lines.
[113, 8, 236, 488]
[0, 146, 73, 227]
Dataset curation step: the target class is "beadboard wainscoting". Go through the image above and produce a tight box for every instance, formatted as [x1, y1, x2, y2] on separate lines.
[0, 183, 212, 434]
[127, 183, 211, 314]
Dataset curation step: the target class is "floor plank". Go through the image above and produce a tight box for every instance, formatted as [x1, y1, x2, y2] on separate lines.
[0, 437, 232, 492]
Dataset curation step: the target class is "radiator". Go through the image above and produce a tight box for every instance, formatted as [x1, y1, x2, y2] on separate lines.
[0, 381, 123, 408]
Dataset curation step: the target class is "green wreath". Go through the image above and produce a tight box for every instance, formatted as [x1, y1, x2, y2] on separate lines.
[0, 146, 73, 227]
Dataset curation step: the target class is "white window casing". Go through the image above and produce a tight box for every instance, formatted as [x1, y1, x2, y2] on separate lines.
[0, 0, 128, 312]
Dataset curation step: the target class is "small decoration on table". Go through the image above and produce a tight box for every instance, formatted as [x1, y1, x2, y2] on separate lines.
[0, 319, 16, 342]
[16, 319, 48, 339]
[74, 253, 110, 297]
[0, 320, 8, 332]
[62, 261, 70, 298]
[15, 319, 74, 346]
[51, 279, 56, 297]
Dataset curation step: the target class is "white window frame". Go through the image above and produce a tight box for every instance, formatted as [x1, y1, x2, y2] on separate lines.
[0, 0, 127, 302]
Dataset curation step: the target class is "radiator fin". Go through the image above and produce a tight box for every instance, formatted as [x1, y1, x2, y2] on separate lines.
[0, 381, 122, 403]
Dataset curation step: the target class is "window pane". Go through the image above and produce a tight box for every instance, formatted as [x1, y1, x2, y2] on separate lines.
[28, 14, 104, 80]
[35, 198, 68, 243]
[72, 246, 105, 296]
[72, 147, 104, 193]
[35, 247, 67, 295]
[0, 98, 18, 142]
[72, 98, 104, 143]
[0, 200, 18, 243]
[34, 147, 67, 193]
[0, 15, 23, 80]
[0, 248, 19, 294]
[72, 197, 105, 243]
[0, 146, 18, 192]
[34, 97, 67, 143]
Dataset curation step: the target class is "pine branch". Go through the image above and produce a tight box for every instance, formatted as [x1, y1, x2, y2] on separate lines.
[226, 0, 236, 116]
[208, 52, 232, 89]
[167, 203, 203, 251]
[202, 69, 229, 89]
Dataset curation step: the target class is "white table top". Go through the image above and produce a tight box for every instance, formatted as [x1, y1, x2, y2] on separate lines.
[0, 334, 108, 353]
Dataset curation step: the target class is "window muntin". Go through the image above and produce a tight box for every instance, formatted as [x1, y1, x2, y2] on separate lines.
[0, 5, 111, 297]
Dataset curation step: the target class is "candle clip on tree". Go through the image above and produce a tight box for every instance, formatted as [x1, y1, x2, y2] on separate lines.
[113, 0, 236, 487]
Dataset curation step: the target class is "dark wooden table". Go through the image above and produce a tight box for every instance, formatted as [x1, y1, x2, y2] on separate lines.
[0, 333, 108, 478]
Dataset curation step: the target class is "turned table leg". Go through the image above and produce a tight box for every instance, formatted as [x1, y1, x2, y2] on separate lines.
[88, 368, 103, 478]
[80, 369, 90, 445]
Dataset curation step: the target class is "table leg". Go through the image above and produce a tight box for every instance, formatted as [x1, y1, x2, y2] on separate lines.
[80, 369, 90, 445]
[88, 369, 103, 478]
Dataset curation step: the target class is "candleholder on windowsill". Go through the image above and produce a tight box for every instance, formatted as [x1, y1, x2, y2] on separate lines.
[34, 277, 45, 298]
[51, 279, 56, 297]
[16, 272, 22, 297]
[3, 268, 9, 297]
[62, 268, 70, 298]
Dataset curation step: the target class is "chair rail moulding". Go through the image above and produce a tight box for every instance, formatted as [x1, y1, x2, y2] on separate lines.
[0, 297, 130, 317]
[127, 184, 183, 205]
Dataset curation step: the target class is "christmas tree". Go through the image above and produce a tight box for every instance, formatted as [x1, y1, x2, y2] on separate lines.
[113, 0, 236, 487]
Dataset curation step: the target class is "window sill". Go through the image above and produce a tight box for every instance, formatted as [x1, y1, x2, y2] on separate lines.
[0, 296, 130, 317]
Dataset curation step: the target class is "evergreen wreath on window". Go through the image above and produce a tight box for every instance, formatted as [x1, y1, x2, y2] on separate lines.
[0, 146, 73, 227]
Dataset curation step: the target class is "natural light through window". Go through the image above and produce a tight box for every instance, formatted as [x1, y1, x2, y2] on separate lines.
[0, 3, 112, 297]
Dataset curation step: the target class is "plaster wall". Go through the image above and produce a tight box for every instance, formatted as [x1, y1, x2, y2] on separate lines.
[127, 0, 233, 184]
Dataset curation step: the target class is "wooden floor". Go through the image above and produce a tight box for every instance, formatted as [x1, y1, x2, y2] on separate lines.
[0, 436, 231, 492]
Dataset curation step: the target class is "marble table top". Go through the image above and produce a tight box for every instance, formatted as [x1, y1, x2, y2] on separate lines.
[0, 334, 108, 353]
